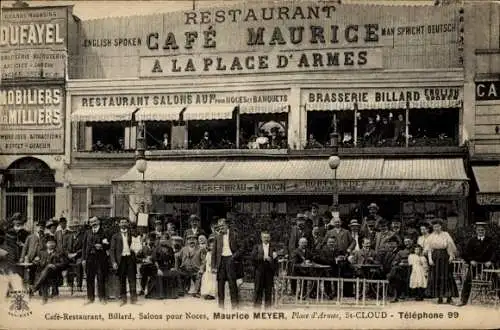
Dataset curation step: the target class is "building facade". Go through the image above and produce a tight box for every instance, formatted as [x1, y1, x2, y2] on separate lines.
[465, 1, 500, 224]
[63, 1, 471, 233]
[0, 5, 79, 228]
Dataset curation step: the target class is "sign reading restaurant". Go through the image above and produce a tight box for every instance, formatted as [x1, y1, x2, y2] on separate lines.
[0, 86, 65, 154]
[1, 7, 68, 80]
[76, 2, 462, 78]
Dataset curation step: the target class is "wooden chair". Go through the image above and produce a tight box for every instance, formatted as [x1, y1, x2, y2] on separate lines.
[469, 263, 494, 305]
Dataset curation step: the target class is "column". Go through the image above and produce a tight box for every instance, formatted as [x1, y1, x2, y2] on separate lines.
[54, 168, 68, 219]
[287, 86, 303, 150]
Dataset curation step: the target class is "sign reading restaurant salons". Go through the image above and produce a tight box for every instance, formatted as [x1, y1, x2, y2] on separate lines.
[0, 86, 65, 154]
[0, 7, 69, 80]
[75, 1, 462, 79]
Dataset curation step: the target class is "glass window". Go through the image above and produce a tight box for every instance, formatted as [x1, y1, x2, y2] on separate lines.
[188, 119, 236, 149]
[114, 195, 130, 218]
[357, 110, 405, 147]
[91, 187, 111, 206]
[145, 122, 171, 150]
[240, 113, 288, 149]
[89, 207, 111, 218]
[71, 187, 87, 224]
[409, 109, 458, 146]
[91, 122, 126, 152]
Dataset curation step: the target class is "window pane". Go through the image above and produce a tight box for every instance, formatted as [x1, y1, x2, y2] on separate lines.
[114, 195, 130, 218]
[91, 187, 111, 205]
[409, 109, 458, 146]
[71, 188, 87, 224]
[91, 122, 126, 151]
[89, 207, 111, 218]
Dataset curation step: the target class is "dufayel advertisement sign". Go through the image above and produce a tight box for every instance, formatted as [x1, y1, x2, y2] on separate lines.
[1, 6, 68, 80]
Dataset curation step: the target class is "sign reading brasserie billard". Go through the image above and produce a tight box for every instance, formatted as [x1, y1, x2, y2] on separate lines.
[0, 7, 68, 80]
[0, 87, 65, 154]
[77, 2, 461, 78]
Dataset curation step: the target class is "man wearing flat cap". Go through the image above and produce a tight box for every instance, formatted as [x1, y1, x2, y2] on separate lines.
[362, 203, 384, 231]
[20, 220, 47, 289]
[457, 222, 497, 307]
[212, 218, 243, 308]
[184, 215, 206, 241]
[150, 218, 164, 243]
[177, 233, 202, 297]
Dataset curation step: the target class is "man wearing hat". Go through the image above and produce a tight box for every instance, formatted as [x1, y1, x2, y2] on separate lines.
[287, 213, 313, 257]
[323, 215, 352, 255]
[177, 233, 202, 297]
[212, 218, 243, 308]
[82, 217, 110, 304]
[374, 220, 398, 254]
[184, 215, 206, 242]
[457, 222, 497, 307]
[32, 237, 68, 304]
[5, 214, 29, 273]
[251, 229, 278, 309]
[347, 219, 363, 254]
[387, 236, 413, 302]
[20, 220, 47, 289]
[44, 219, 58, 244]
[362, 203, 384, 232]
[55, 218, 75, 256]
[138, 233, 157, 296]
[150, 219, 165, 243]
[110, 218, 138, 305]
[306, 204, 325, 237]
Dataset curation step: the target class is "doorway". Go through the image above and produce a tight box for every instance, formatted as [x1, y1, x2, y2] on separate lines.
[200, 201, 227, 235]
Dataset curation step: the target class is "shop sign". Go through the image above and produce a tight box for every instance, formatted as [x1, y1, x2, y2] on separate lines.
[476, 81, 500, 101]
[1, 7, 68, 80]
[126, 179, 467, 196]
[76, 2, 461, 78]
[73, 90, 289, 108]
[0, 86, 65, 154]
[477, 193, 500, 206]
[304, 87, 462, 109]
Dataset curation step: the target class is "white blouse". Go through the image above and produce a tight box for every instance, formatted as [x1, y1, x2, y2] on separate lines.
[425, 231, 457, 259]
[417, 234, 430, 252]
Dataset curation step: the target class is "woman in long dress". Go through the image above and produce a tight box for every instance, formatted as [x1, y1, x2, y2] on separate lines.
[425, 218, 458, 304]
[146, 234, 178, 300]
[200, 237, 216, 300]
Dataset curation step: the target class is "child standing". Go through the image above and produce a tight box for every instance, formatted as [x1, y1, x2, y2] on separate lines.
[408, 245, 428, 301]
[200, 237, 216, 300]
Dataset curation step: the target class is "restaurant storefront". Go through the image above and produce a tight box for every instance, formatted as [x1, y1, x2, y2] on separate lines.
[66, 1, 469, 230]
[0, 5, 78, 228]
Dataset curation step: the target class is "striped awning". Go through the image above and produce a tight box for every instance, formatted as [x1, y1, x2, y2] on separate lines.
[136, 107, 184, 121]
[306, 99, 463, 111]
[71, 107, 137, 122]
[239, 103, 289, 114]
[183, 105, 235, 120]
[473, 166, 500, 205]
[113, 158, 469, 196]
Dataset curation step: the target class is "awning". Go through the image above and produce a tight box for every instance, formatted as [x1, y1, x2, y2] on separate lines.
[239, 103, 289, 114]
[113, 158, 469, 196]
[136, 107, 184, 121]
[183, 105, 235, 120]
[306, 99, 462, 111]
[473, 166, 500, 205]
[71, 107, 137, 122]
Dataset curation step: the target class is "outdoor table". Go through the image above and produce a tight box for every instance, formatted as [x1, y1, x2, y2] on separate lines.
[294, 262, 331, 299]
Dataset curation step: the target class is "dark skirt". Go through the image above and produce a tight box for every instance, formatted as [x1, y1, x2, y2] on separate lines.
[145, 269, 178, 299]
[427, 249, 458, 298]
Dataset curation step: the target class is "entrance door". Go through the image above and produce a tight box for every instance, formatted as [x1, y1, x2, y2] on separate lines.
[200, 202, 227, 235]
[3, 157, 56, 228]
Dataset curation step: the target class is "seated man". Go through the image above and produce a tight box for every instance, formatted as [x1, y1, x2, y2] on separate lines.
[387, 237, 413, 302]
[138, 233, 156, 296]
[32, 238, 68, 304]
[349, 238, 380, 279]
[291, 237, 313, 298]
[177, 234, 202, 297]
[314, 237, 341, 299]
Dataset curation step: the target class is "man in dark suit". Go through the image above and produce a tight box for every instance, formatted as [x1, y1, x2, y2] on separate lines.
[32, 237, 68, 304]
[323, 216, 352, 254]
[306, 204, 325, 237]
[150, 219, 164, 244]
[314, 236, 342, 299]
[110, 218, 138, 306]
[82, 217, 110, 304]
[211, 218, 242, 309]
[251, 230, 278, 309]
[347, 219, 364, 255]
[20, 220, 46, 289]
[457, 222, 497, 307]
[288, 214, 313, 256]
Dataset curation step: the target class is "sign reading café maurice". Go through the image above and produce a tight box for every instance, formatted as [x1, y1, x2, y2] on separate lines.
[76, 1, 461, 79]
[0, 86, 65, 154]
[1, 7, 68, 80]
